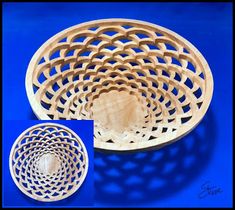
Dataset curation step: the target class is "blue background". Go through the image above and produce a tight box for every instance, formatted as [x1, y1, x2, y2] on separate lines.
[2, 2, 233, 207]
[2, 120, 94, 207]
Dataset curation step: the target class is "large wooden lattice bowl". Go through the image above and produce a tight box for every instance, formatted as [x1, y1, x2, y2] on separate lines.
[25, 19, 213, 152]
[9, 123, 88, 202]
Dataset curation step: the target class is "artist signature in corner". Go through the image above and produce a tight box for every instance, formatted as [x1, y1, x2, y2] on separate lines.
[198, 181, 222, 199]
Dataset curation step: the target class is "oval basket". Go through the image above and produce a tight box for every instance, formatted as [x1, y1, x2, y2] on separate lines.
[25, 19, 213, 152]
[9, 123, 89, 202]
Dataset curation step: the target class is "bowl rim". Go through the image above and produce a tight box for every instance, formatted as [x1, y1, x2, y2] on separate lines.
[25, 18, 214, 152]
[9, 122, 89, 202]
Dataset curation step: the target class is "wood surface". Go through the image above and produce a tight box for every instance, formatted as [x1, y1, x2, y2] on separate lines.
[9, 123, 89, 202]
[25, 19, 214, 152]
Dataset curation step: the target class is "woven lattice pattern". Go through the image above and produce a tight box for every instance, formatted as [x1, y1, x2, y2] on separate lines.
[26, 19, 213, 151]
[9, 123, 88, 202]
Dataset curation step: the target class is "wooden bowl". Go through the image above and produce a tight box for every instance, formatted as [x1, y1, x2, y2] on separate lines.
[9, 123, 89, 202]
[25, 19, 213, 152]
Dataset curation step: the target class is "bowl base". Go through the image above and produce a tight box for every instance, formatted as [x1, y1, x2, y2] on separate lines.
[37, 153, 60, 175]
[91, 90, 148, 133]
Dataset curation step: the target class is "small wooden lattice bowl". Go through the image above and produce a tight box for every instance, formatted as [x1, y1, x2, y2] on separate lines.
[25, 19, 213, 152]
[9, 123, 88, 202]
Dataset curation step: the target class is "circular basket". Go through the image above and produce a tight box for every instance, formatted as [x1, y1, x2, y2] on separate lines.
[9, 123, 89, 202]
[25, 19, 213, 152]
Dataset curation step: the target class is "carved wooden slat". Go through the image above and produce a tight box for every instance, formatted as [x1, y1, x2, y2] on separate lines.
[25, 19, 213, 152]
[9, 123, 89, 202]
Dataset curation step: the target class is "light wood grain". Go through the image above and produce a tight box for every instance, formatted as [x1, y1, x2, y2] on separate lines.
[25, 19, 214, 152]
[91, 90, 148, 133]
[9, 123, 89, 202]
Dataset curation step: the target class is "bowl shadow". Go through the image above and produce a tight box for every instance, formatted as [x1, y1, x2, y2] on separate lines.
[29, 110, 38, 120]
[94, 108, 216, 206]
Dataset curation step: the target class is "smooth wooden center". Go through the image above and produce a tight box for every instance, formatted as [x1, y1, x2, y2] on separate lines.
[38, 153, 60, 175]
[91, 90, 147, 132]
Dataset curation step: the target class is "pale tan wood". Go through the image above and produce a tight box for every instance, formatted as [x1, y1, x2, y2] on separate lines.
[91, 90, 148, 133]
[25, 19, 214, 152]
[9, 123, 89, 202]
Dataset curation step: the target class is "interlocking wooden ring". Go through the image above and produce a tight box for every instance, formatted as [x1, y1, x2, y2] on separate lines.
[9, 123, 89, 202]
[25, 19, 213, 152]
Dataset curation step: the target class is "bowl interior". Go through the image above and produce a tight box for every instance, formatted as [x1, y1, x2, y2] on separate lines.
[26, 19, 213, 151]
[9, 123, 88, 201]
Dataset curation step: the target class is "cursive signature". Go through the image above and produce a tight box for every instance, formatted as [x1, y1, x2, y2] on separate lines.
[198, 181, 222, 199]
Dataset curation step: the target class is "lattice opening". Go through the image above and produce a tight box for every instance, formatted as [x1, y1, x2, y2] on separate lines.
[9, 123, 88, 202]
[26, 19, 213, 151]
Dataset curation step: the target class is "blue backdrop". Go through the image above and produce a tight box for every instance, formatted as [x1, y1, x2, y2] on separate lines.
[2, 2, 233, 207]
[2, 120, 94, 207]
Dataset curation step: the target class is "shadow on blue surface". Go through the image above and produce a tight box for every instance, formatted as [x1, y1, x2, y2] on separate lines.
[29, 110, 38, 120]
[94, 109, 216, 206]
